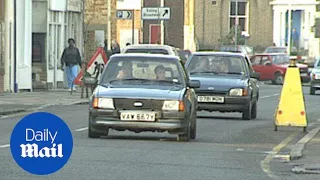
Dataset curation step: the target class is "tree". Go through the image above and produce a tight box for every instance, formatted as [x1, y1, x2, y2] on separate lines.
[219, 25, 246, 45]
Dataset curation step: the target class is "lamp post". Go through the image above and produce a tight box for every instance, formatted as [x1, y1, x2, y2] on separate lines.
[235, 0, 238, 46]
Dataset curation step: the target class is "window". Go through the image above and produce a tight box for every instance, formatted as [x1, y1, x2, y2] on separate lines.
[229, 0, 248, 32]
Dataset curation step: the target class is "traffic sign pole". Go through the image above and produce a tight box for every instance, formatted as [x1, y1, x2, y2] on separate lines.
[132, 10, 135, 44]
[160, 0, 164, 45]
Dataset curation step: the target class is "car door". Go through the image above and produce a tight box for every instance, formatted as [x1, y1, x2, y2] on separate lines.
[259, 55, 274, 80]
[181, 63, 197, 111]
[251, 55, 263, 79]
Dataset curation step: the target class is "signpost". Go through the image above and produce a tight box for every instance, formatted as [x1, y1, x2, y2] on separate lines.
[141, 7, 171, 45]
[117, 10, 135, 44]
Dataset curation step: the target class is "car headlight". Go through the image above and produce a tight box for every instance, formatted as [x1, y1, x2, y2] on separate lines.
[93, 98, 114, 109]
[162, 100, 185, 111]
[229, 88, 248, 96]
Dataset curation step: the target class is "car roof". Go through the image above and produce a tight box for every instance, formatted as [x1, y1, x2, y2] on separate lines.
[110, 53, 179, 60]
[254, 53, 288, 56]
[123, 44, 174, 49]
[192, 51, 246, 57]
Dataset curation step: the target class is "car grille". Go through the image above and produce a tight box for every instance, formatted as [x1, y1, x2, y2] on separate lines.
[113, 98, 164, 110]
[195, 90, 227, 96]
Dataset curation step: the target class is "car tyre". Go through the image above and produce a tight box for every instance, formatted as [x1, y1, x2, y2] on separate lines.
[251, 101, 257, 119]
[190, 112, 197, 139]
[273, 73, 283, 85]
[177, 121, 191, 142]
[310, 87, 315, 95]
[242, 103, 252, 120]
[88, 124, 102, 138]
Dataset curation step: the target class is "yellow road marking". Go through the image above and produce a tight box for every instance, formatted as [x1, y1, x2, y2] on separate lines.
[260, 132, 298, 179]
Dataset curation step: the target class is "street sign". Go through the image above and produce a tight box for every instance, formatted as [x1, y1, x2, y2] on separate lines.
[141, 7, 170, 20]
[117, 10, 132, 19]
[74, 47, 108, 85]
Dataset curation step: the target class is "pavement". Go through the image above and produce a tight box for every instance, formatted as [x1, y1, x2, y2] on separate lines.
[0, 84, 319, 179]
[0, 89, 89, 118]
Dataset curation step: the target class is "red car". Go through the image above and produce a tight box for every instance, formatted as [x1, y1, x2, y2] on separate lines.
[250, 53, 310, 84]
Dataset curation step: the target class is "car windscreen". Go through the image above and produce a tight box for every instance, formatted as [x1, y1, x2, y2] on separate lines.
[186, 55, 248, 76]
[100, 56, 185, 88]
[124, 48, 169, 55]
[271, 55, 290, 64]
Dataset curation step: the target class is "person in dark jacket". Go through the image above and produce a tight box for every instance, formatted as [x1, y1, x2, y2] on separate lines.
[61, 38, 82, 92]
[103, 39, 113, 60]
[111, 40, 121, 54]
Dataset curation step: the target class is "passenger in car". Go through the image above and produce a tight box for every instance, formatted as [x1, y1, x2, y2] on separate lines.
[117, 61, 133, 79]
[154, 65, 166, 80]
[193, 57, 209, 72]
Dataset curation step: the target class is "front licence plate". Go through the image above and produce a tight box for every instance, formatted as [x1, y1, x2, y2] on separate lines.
[120, 111, 156, 122]
[197, 96, 224, 103]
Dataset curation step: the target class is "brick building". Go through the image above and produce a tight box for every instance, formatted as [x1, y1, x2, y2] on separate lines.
[142, 0, 185, 49]
[195, 0, 273, 50]
[84, 0, 117, 60]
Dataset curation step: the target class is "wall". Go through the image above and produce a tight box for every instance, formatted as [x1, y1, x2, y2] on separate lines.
[116, 0, 142, 49]
[195, 0, 273, 50]
[84, 0, 117, 61]
[0, 0, 5, 92]
[142, 0, 184, 49]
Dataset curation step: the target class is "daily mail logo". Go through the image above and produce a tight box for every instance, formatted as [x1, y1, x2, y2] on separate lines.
[10, 112, 73, 175]
[20, 129, 63, 158]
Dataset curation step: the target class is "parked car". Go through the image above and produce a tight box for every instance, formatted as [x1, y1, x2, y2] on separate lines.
[310, 57, 320, 95]
[88, 53, 200, 141]
[220, 45, 254, 58]
[264, 46, 288, 54]
[185, 52, 260, 120]
[250, 53, 310, 84]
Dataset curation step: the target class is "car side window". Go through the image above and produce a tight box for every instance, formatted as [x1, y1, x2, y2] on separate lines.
[261, 56, 270, 65]
[252, 56, 261, 65]
[244, 56, 253, 75]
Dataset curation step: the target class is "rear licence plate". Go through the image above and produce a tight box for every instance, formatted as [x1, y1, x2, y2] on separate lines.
[120, 111, 156, 122]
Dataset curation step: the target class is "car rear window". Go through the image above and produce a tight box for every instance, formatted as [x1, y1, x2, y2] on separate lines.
[124, 49, 169, 55]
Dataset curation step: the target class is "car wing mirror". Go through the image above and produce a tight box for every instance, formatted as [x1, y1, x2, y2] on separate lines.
[187, 80, 200, 88]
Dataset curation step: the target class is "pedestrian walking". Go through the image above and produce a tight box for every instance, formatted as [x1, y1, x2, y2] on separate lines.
[111, 40, 121, 54]
[61, 38, 82, 92]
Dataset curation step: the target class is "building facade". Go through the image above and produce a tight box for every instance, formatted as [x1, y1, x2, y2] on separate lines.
[84, 0, 117, 60]
[270, 0, 320, 57]
[116, 0, 143, 48]
[0, 0, 5, 92]
[195, 0, 273, 50]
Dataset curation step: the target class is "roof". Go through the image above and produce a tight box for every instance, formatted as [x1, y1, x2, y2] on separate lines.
[254, 53, 288, 56]
[192, 51, 246, 57]
[110, 53, 179, 59]
[265, 46, 286, 49]
[123, 44, 174, 49]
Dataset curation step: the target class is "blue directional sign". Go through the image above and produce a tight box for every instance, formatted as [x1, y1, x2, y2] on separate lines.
[117, 10, 133, 20]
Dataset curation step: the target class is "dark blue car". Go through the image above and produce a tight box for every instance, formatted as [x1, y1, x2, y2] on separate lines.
[88, 54, 200, 141]
[185, 52, 260, 120]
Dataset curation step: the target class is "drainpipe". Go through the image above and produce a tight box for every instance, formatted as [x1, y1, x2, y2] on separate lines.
[202, 0, 205, 48]
[13, 0, 18, 93]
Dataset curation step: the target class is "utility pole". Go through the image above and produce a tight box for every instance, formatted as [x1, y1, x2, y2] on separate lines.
[160, 0, 164, 45]
[235, 0, 238, 46]
[13, 0, 18, 93]
[287, 3, 292, 54]
[107, 0, 111, 50]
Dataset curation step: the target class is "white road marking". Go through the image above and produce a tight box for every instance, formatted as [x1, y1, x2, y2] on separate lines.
[0, 144, 10, 148]
[260, 94, 279, 99]
[74, 127, 88, 132]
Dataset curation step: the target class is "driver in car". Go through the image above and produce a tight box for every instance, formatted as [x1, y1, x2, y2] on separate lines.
[193, 57, 209, 72]
[154, 65, 166, 80]
[117, 61, 133, 79]
[218, 58, 231, 73]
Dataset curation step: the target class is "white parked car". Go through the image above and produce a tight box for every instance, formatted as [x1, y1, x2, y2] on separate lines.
[310, 57, 320, 95]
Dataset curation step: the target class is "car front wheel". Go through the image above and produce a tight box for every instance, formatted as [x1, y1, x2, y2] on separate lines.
[242, 103, 252, 120]
[177, 121, 191, 142]
[310, 87, 315, 95]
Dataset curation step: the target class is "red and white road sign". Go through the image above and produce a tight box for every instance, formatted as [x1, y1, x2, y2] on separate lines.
[74, 47, 108, 85]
